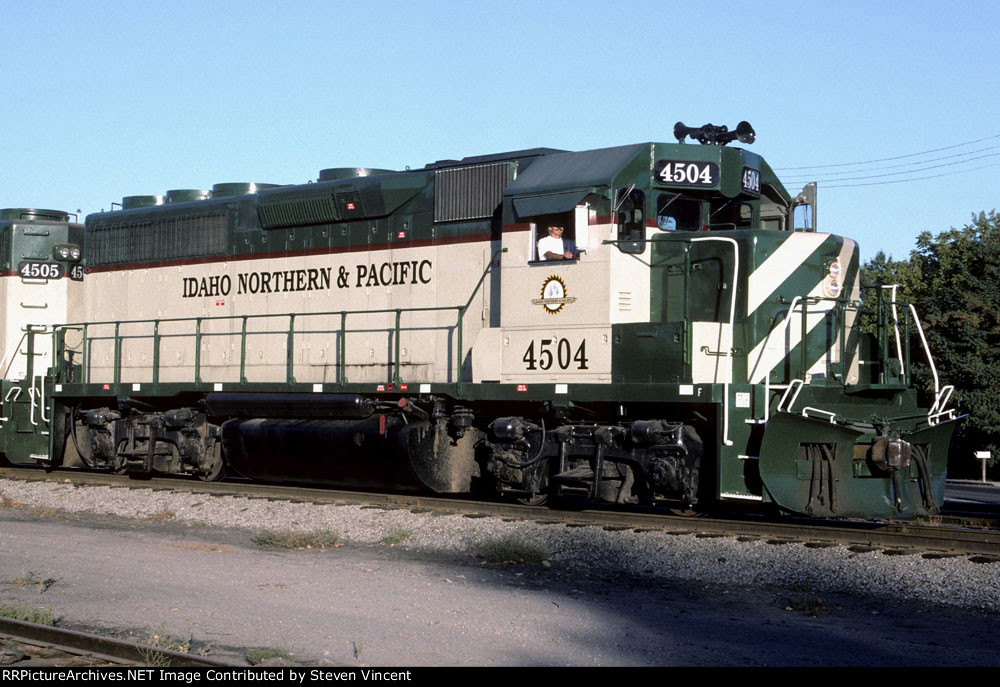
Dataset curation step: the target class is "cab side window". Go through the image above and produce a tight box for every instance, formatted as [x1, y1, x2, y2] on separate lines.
[616, 188, 646, 253]
[656, 193, 701, 232]
[709, 199, 754, 230]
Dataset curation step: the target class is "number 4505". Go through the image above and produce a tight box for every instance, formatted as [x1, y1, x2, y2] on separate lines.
[522, 338, 589, 370]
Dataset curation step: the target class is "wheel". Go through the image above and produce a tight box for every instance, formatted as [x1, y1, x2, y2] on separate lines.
[516, 492, 548, 507]
[198, 442, 226, 482]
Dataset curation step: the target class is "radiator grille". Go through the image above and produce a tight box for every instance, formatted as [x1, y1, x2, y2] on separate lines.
[88, 213, 227, 266]
[434, 162, 511, 222]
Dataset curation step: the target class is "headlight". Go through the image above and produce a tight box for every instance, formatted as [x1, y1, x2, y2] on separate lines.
[828, 260, 841, 280]
[54, 244, 82, 262]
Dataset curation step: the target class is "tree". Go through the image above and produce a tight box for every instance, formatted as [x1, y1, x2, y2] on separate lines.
[861, 210, 1000, 474]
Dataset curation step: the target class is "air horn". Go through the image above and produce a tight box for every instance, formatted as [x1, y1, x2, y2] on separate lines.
[673, 121, 755, 146]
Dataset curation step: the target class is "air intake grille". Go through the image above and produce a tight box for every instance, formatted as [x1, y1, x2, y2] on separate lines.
[434, 162, 511, 222]
[259, 195, 339, 228]
[88, 213, 227, 266]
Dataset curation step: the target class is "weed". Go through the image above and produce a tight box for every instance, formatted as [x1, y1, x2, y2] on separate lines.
[148, 630, 192, 653]
[3, 571, 57, 594]
[138, 627, 195, 666]
[0, 602, 55, 625]
[786, 592, 827, 616]
[138, 646, 171, 667]
[144, 509, 176, 521]
[28, 506, 60, 518]
[246, 647, 293, 666]
[475, 534, 547, 564]
[379, 528, 413, 547]
[252, 529, 340, 550]
[0, 491, 19, 508]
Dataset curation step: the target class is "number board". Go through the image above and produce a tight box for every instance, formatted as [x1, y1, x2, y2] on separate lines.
[654, 160, 719, 187]
[69, 264, 85, 281]
[741, 166, 761, 195]
[18, 261, 64, 280]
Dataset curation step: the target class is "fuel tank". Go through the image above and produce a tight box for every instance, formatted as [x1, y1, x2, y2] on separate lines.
[220, 414, 478, 493]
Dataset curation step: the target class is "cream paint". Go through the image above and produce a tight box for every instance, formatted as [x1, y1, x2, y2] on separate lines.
[691, 321, 733, 384]
[500, 325, 612, 383]
[804, 238, 860, 383]
[746, 232, 829, 316]
[745, 235, 862, 385]
[0, 270, 83, 383]
[79, 241, 493, 385]
[746, 281, 829, 385]
[494, 218, 662, 383]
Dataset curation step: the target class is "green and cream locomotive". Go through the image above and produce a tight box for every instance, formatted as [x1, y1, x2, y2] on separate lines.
[1, 122, 960, 518]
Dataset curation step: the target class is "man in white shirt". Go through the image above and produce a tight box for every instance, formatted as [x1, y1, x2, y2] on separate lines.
[537, 225, 574, 260]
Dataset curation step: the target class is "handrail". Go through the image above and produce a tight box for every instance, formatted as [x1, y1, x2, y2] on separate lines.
[801, 407, 837, 423]
[929, 385, 954, 418]
[882, 285, 905, 378]
[777, 379, 805, 413]
[748, 294, 857, 387]
[907, 303, 939, 398]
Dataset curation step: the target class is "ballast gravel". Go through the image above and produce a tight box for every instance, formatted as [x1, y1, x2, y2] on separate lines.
[2, 478, 999, 613]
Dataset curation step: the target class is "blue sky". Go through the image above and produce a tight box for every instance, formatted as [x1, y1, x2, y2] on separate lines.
[3, 0, 998, 263]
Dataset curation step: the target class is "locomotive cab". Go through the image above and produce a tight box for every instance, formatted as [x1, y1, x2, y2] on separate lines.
[0, 208, 85, 465]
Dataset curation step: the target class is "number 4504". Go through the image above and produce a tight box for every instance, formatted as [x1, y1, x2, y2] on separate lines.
[522, 338, 589, 370]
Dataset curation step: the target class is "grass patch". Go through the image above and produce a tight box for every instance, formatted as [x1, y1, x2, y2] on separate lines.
[144, 509, 176, 521]
[138, 627, 213, 666]
[146, 629, 193, 654]
[3, 571, 57, 594]
[475, 534, 547, 564]
[252, 529, 340, 550]
[28, 506, 60, 518]
[0, 491, 19, 508]
[379, 528, 413, 547]
[785, 585, 827, 616]
[0, 602, 55, 625]
[246, 647, 293, 666]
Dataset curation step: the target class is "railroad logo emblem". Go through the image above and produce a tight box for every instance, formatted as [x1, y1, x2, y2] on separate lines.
[532, 275, 576, 315]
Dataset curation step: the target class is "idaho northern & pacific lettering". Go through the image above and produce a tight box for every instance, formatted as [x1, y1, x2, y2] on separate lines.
[181, 260, 432, 298]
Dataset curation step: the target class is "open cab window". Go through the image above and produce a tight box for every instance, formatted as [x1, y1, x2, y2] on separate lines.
[528, 205, 590, 263]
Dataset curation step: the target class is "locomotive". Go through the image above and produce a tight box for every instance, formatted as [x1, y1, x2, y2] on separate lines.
[0, 122, 961, 519]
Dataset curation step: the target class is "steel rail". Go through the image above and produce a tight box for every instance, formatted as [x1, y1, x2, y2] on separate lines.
[0, 616, 236, 667]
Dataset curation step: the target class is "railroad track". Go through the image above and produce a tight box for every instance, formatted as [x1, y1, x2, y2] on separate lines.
[2, 466, 999, 559]
[0, 616, 234, 667]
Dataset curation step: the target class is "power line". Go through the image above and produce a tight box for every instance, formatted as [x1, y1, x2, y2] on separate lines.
[782, 145, 1000, 178]
[774, 133, 1000, 171]
[811, 161, 1000, 188]
[781, 152, 1000, 185]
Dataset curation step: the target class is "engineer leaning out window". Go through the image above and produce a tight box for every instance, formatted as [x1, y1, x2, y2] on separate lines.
[537, 224, 576, 260]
